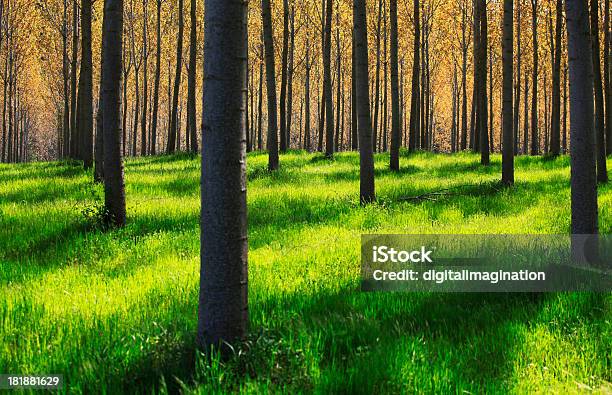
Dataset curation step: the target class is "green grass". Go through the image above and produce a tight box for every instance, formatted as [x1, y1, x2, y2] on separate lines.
[0, 150, 611, 394]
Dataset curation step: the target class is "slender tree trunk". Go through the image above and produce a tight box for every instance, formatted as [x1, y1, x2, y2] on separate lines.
[62, 0, 70, 158]
[70, 0, 79, 158]
[513, 0, 521, 155]
[78, 0, 94, 168]
[590, 0, 609, 182]
[262, 0, 279, 170]
[151, 0, 162, 155]
[279, 0, 289, 152]
[95, 39, 105, 182]
[102, 0, 127, 227]
[187, 0, 198, 153]
[141, 0, 149, 155]
[523, 73, 529, 154]
[167, 0, 184, 153]
[389, 0, 400, 170]
[409, 0, 420, 151]
[305, 40, 311, 152]
[531, 0, 539, 155]
[563, 63, 568, 153]
[565, 0, 598, 238]
[286, 5, 295, 149]
[323, 0, 334, 157]
[502, 0, 514, 184]
[549, 0, 562, 156]
[198, 0, 249, 352]
[605, 0, 611, 155]
[351, 38, 358, 150]
[460, 0, 469, 151]
[257, 37, 263, 150]
[354, 0, 375, 203]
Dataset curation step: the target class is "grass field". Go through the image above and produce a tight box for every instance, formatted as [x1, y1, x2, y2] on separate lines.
[1, 150, 611, 394]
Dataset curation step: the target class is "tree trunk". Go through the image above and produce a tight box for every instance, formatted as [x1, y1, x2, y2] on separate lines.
[102, 0, 127, 227]
[78, 0, 93, 168]
[323, 0, 334, 157]
[262, 0, 279, 170]
[141, 0, 149, 156]
[502, 0, 514, 184]
[167, 0, 184, 153]
[70, 0, 79, 158]
[198, 0, 249, 350]
[550, 0, 562, 156]
[279, 0, 289, 152]
[187, 0, 198, 153]
[513, 0, 521, 155]
[523, 73, 529, 154]
[590, 0, 609, 182]
[605, 0, 611, 155]
[530, 0, 539, 155]
[409, 0, 420, 151]
[460, 0, 469, 151]
[389, 0, 400, 170]
[565, 0, 598, 237]
[286, 5, 295, 149]
[305, 40, 311, 152]
[354, 0, 375, 203]
[151, 0, 162, 155]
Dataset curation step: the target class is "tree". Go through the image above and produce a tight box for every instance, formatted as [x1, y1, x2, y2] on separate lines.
[323, 0, 334, 157]
[409, 0, 420, 151]
[565, 0, 598, 237]
[140, 0, 149, 156]
[261, 0, 279, 170]
[70, 0, 79, 159]
[166, 0, 184, 154]
[198, 0, 249, 349]
[513, 0, 521, 155]
[187, 0, 198, 153]
[102, 0, 127, 227]
[550, 0, 562, 156]
[279, 0, 289, 152]
[590, 0, 608, 183]
[353, 0, 375, 203]
[530, 0, 539, 155]
[502, 0, 514, 184]
[151, 0, 162, 155]
[78, 0, 93, 168]
[389, 0, 400, 170]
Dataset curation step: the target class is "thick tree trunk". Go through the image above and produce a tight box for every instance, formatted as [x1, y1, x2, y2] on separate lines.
[372, 0, 382, 152]
[354, 0, 375, 203]
[590, 0, 609, 182]
[102, 0, 127, 227]
[187, 0, 198, 153]
[167, 0, 184, 153]
[198, 0, 249, 350]
[261, 0, 279, 170]
[389, 0, 400, 170]
[502, 0, 514, 184]
[565, 0, 598, 237]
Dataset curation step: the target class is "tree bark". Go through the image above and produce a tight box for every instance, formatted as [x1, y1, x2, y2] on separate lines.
[79, 0, 93, 168]
[167, 0, 184, 153]
[323, 0, 334, 157]
[565, 0, 598, 237]
[409, 0, 420, 151]
[590, 0, 609, 182]
[502, 0, 514, 184]
[151, 0, 162, 155]
[70, 0, 79, 158]
[279, 0, 289, 152]
[550, 0, 562, 156]
[389, 0, 400, 170]
[530, 0, 539, 155]
[102, 0, 127, 227]
[187, 0, 198, 153]
[261, 0, 279, 170]
[354, 0, 375, 203]
[198, 0, 248, 350]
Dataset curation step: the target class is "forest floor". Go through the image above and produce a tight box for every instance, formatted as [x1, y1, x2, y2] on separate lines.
[1, 150, 611, 394]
